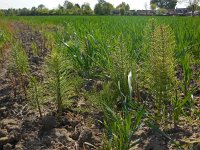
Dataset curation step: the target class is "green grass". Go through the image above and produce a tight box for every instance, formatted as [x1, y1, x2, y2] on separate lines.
[2, 16, 199, 63]
[0, 15, 199, 149]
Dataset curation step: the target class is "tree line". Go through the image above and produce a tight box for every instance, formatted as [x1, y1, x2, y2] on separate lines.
[0, 0, 199, 16]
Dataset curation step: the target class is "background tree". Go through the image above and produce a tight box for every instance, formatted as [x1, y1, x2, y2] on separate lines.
[30, 7, 37, 15]
[37, 4, 49, 15]
[0, 10, 4, 16]
[81, 3, 93, 15]
[179, 0, 200, 15]
[94, 3, 102, 15]
[150, 3, 157, 10]
[57, 4, 64, 15]
[75, 3, 81, 8]
[150, 0, 178, 9]
[20, 8, 30, 16]
[116, 2, 130, 15]
[7, 8, 15, 16]
[63, 0, 74, 9]
[94, 0, 114, 15]
[119, 7, 125, 15]
[98, 0, 105, 3]
[38, 4, 45, 10]
[187, 3, 200, 11]
[49, 9, 57, 15]
[103, 2, 114, 15]
[73, 4, 82, 15]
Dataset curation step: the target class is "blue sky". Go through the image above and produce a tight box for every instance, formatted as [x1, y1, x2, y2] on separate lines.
[0, 0, 185, 9]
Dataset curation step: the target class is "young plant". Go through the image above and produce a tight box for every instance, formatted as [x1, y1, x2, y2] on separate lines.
[142, 18, 158, 61]
[172, 89, 194, 128]
[102, 71, 144, 150]
[31, 42, 39, 56]
[45, 47, 70, 113]
[103, 104, 144, 150]
[10, 43, 29, 98]
[0, 29, 8, 63]
[64, 33, 99, 77]
[0, 30, 4, 61]
[27, 75, 43, 117]
[179, 49, 193, 97]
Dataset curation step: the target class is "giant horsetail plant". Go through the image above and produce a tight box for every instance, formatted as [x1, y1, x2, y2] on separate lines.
[45, 46, 71, 113]
[46, 49, 64, 113]
[145, 20, 177, 128]
[31, 42, 39, 57]
[9, 43, 30, 98]
[27, 75, 43, 117]
[142, 18, 158, 61]
[109, 34, 137, 105]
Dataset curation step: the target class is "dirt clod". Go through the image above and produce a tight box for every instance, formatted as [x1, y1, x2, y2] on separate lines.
[3, 143, 13, 150]
[78, 129, 93, 147]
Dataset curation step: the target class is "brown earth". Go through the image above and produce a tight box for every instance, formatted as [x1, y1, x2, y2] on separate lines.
[0, 23, 102, 150]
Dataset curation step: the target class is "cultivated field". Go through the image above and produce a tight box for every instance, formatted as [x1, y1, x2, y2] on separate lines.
[0, 16, 200, 150]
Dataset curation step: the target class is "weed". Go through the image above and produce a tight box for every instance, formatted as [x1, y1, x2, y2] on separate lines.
[9, 43, 29, 98]
[45, 46, 73, 113]
[31, 42, 38, 56]
[102, 71, 144, 150]
[27, 75, 43, 117]
[145, 22, 177, 128]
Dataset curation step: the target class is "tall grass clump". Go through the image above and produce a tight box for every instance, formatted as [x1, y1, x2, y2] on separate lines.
[174, 48, 197, 123]
[144, 20, 177, 128]
[101, 72, 144, 150]
[103, 104, 144, 150]
[64, 33, 102, 77]
[10, 43, 29, 97]
[179, 49, 193, 96]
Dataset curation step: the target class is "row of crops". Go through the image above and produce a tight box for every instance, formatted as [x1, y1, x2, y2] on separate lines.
[1, 16, 200, 149]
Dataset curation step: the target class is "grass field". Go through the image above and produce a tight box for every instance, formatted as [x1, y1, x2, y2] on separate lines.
[3, 16, 200, 63]
[0, 16, 200, 149]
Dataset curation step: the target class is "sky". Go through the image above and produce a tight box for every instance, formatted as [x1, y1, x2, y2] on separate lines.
[0, 0, 186, 10]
